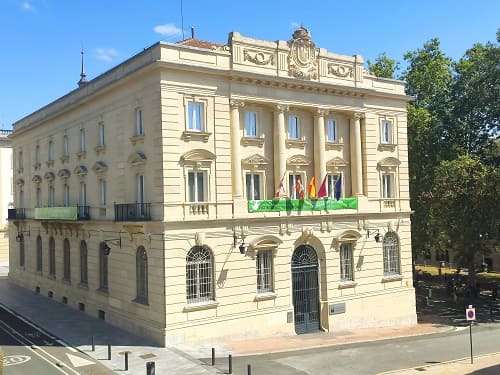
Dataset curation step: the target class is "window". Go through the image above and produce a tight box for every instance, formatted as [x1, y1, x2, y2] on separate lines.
[326, 119, 337, 142]
[48, 140, 54, 161]
[63, 135, 69, 157]
[35, 144, 40, 164]
[245, 111, 257, 137]
[80, 129, 86, 152]
[383, 232, 400, 276]
[100, 179, 106, 206]
[19, 189, 24, 208]
[18, 150, 23, 169]
[98, 122, 105, 146]
[245, 173, 261, 200]
[340, 243, 354, 282]
[136, 247, 148, 303]
[49, 237, 56, 277]
[187, 102, 204, 131]
[188, 171, 206, 202]
[63, 239, 71, 282]
[19, 234, 25, 268]
[137, 175, 144, 204]
[288, 115, 300, 140]
[186, 246, 213, 304]
[326, 173, 342, 199]
[288, 174, 304, 199]
[381, 120, 392, 144]
[382, 173, 394, 198]
[36, 187, 42, 208]
[80, 241, 88, 285]
[135, 108, 143, 135]
[63, 184, 70, 206]
[99, 242, 109, 291]
[36, 236, 42, 273]
[80, 182, 87, 205]
[256, 250, 274, 294]
[48, 185, 55, 207]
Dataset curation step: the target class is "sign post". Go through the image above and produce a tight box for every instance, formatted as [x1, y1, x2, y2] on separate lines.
[466, 305, 476, 364]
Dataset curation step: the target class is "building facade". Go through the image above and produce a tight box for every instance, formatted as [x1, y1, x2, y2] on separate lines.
[0, 129, 13, 261]
[8, 27, 416, 345]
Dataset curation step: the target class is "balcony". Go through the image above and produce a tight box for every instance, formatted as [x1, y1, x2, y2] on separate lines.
[77, 205, 90, 220]
[7, 208, 26, 220]
[34, 206, 90, 221]
[114, 203, 151, 221]
[247, 198, 358, 213]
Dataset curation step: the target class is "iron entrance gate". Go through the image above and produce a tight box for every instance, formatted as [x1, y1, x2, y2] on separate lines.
[291, 245, 320, 334]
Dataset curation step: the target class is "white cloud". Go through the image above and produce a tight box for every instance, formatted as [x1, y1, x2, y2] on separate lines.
[22, 1, 37, 14]
[290, 22, 300, 29]
[153, 23, 183, 38]
[95, 48, 119, 62]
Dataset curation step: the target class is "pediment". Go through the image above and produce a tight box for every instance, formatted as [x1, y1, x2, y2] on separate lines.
[378, 157, 400, 167]
[327, 156, 349, 168]
[336, 229, 362, 242]
[44, 172, 55, 181]
[128, 152, 147, 166]
[73, 165, 88, 177]
[58, 169, 71, 179]
[92, 161, 108, 174]
[287, 154, 311, 167]
[32, 175, 42, 184]
[181, 149, 216, 162]
[241, 154, 269, 167]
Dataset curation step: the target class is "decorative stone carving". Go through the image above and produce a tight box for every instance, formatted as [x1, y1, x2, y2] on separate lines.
[243, 49, 275, 66]
[287, 26, 318, 80]
[328, 63, 354, 78]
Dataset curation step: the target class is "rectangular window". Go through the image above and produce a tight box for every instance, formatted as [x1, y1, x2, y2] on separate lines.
[326, 119, 337, 142]
[36, 187, 42, 208]
[382, 174, 394, 198]
[326, 173, 341, 199]
[48, 186, 55, 207]
[35, 145, 40, 164]
[63, 135, 69, 157]
[188, 171, 206, 202]
[137, 175, 144, 204]
[48, 141, 54, 161]
[245, 173, 261, 200]
[340, 243, 354, 282]
[19, 190, 24, 208]
[64, 184, 70, 206]
[245, 111, 257, 137]
[187, 102, 203, 131]
[80, 129, 86, 152]
[381, 120, 392, 144]
[256, 250, 274, 294]
[288, 115, 300, 140]
[100, 179, 106, 206]
[80, 182, 87, 205]
[136, 109, 143, 135]
[98, 123, 105, 146]
[18, 150, 23, 169]
[288, 174, 304, 199]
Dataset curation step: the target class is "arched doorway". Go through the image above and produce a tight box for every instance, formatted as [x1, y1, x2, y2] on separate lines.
[291, 244, 320, 334]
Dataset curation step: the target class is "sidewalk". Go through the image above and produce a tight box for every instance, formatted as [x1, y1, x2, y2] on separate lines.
[0, 261, 499, 375]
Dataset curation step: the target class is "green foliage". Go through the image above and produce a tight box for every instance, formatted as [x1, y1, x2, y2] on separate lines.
[367, 53, 400, 79]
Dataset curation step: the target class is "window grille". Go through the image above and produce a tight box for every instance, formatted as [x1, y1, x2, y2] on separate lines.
[340, 243, 354, 282]
[383, 232, 400, 276]
[256, 250, 273, 293]
[186, 246, 213, 303]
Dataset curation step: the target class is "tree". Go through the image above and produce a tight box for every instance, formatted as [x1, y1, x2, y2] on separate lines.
[367, 53, 400, 79]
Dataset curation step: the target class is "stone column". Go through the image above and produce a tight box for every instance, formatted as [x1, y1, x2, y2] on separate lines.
[230, 100, 244, 198]
[350, 113, 364, 196]
[314, 109, 328, 187]
[274, 105, 288, 194]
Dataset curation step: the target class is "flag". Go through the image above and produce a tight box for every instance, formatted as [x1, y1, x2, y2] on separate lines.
[308, 177, 316, 199]
[275, 171, 286, 198]
[295, 177, 305, 200]
[317, 175, 327, 198]
[335, 175, 342, 200]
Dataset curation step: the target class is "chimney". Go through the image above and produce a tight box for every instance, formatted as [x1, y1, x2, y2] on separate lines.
[191, 26, 195, 39]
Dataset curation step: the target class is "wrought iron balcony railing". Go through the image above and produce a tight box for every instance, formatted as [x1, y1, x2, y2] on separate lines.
[77, 205, 90, 220]
[114, 203, 152, 221]
[7, 208, 26, 220]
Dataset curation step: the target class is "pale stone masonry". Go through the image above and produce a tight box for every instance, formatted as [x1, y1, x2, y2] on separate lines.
[0, 129, 13, 261]
[8, 27, 416, 345]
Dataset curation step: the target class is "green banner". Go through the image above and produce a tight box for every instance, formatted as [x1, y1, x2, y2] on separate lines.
[35, 207, 77, 220]
[248, 198, 358, 213]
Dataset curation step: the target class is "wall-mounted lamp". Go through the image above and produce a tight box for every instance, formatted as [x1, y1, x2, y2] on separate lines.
[103, 236, 122, 255]
[15, 227, 31, 242]
[233, 232, 247, 255]
[367, 228, 383, 243]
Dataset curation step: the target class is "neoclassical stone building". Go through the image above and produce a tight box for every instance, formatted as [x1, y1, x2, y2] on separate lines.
[8, 27, 416, 345]
[0, 129, 13, 261]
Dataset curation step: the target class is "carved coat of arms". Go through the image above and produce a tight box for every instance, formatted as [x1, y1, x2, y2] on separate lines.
[287, 26, 318, 80]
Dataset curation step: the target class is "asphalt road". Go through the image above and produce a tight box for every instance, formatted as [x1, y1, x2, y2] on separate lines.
[219, 324, 500, 375]
[0, 304, 115, 375]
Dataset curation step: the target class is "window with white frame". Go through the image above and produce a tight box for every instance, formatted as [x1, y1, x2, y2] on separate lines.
[381, 120, 393, 144]
[340, 243, 354, 282]
[136, 246, 148, 303]
[100, 179, 106, 206]
[135, 108, 143, 135]
[186, 246, 213, 304]
[187, 101, 204, 131]
[48, 185, 55, 207]
[256, 250, 274, 294]
[188, 170, 207, 202]
[382, 173, 394, 198]
[98, 122, 105, 146]
[288, 115, 300, 140]
[326, 173, 342, 199]
[80, 129, 86, 152]
[326, 119, 337, 142]
[289, 173, 304, 199]
[63, 184, 70, 206]
[245, 111, 258, 137]
[48, 140, 54, 161]
[383, 232, 400, 276]
[245, 173, 262, 200]
[63, 238, 71, 282]
[63, 135, 69, 157]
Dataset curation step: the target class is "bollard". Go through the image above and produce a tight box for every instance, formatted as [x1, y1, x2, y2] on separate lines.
[146, 361, 155, 375]
[248, 364, 252, 375]
[91, 336, 95, 352]
[125, 352, 129, 371]
[107, 344, 111, 360]
[228, 354, 232, 374]
[212, 347, 215, 366]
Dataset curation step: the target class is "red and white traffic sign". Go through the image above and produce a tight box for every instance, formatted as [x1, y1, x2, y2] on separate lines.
[466, 305, 476, 321]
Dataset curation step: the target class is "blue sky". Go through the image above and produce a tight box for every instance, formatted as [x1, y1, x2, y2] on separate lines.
[1, 0, 498, 128]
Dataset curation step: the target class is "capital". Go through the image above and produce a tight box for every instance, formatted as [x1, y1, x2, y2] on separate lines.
[314, 108, 329, 117]
[275, 104, 289, 113]
[353, 112, 364, 121]
[230, 100, 245, 109]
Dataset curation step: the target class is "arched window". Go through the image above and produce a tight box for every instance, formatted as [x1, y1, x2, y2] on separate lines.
[19, 234, 25, 268]
[80, 240, 88, 286]
[383, 232, 400, 276]
[186, 246, 213, 304]
[99, 242, 109, 291]
[36, 235, 42, 272]
[135, 247, 148, 303]
[63, 239, 71, 281]
[49, 237, 56, 277]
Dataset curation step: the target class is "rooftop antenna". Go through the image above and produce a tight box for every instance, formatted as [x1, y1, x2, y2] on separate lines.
[78, 46, 88, 88]
[180, 0, 185, 40]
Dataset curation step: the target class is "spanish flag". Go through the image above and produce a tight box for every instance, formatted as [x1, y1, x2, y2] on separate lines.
[308, 177, 316, 199]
